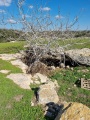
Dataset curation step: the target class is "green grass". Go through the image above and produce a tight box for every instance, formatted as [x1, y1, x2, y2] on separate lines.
[50, 66, 90, 107]
[0, 41, 26, 54]
[57, 38, 90, 50]
[0, 59, 45, 120]
[0, 59, 22, 73]
[0, 73, 45, 120]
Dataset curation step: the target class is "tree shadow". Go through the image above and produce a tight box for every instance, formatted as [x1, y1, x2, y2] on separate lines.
[31, 87, 39, 101]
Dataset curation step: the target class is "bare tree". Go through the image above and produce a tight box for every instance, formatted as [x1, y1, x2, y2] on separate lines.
[0, 0, 81, 74]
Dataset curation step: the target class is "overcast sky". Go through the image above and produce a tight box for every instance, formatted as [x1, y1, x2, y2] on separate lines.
[0, 0, 90, 30]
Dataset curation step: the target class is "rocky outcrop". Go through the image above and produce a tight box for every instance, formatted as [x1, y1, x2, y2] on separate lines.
[37, 81, 59, 105]
[55, 102, 90, 120]
[65, 48, 90, 66]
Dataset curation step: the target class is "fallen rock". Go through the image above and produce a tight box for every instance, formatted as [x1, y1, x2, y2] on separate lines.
[65, 48, 90, 66]
[7, 73, 33, 89]
[55, 102, 90, 120]
[37, 81, 59, 105]
[32, 73, 49, 83]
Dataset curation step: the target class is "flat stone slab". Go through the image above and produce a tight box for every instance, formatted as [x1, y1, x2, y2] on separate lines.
[7, 73, 33, 89]
[0, 53, 21, 60]
[11, 59, 28, 73]
[38, 81, 59, 105]
[0, 70, 10, 74]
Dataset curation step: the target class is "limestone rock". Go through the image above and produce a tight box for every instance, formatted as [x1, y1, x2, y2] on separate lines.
[38, 81, 59, 105]
[0, 70, 10, 74]
[32, 73, 49, 83]
[55, 102, 90, 120]
[11, 59, 28, 73]
[7, 73, 33, 89]
[0, 53, 21, 60]
[65, 48, 90, 66]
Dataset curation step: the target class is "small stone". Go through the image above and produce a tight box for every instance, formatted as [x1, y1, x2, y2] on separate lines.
[60, 63, 65, 68]
[74, 84, 76, 87]
[66, 65, 70, 69]
[70, 67, 74, 71]
[0, 70, 10, 74]
[31, 101, 34, 106]
[51, 66, 56, 70]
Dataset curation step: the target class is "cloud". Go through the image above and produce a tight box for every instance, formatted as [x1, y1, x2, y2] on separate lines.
[7, 19, 16, 24]
[29, 5, 33, 9]
[55, 15, 64, 19]
[0, 0, 12, 6]
[0, 9, 5, 13]
[40, 7, 51, 11]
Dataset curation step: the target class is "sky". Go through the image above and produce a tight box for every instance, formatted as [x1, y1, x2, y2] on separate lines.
[0, 0, 90, 30]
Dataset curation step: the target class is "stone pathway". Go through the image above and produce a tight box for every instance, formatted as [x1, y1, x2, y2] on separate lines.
[0, 53, 49, 89]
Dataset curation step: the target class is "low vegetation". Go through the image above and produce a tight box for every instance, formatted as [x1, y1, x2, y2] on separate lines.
[0, 38, 90, 120]
[50, 66, 90, 107]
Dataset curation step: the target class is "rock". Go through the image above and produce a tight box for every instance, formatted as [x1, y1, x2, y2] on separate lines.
[11, 59, 28, 73]
[65, 48, 90, 66]
[34, 81, 40, 84]
[66, 65, 70, 69]
[55, 102, 90, 120]
[32, 73, 49, 83]
[0, 53, 21, 60]
[74, 84, 77, 87]
[51, 66, 56, 70]
[31, 101, 34, 106]
[70, 67, 74, 71]
[60, 63, 65, 68]
[7, 73, 33, 89]
[38, 81, 59, 105]
[0, 70, 10, 74]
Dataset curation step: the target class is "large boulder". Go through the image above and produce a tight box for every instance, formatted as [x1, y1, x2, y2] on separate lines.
[37, 81, 59, 105]
[55, 102, 90, 120]
[65, 48, 90, 66]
